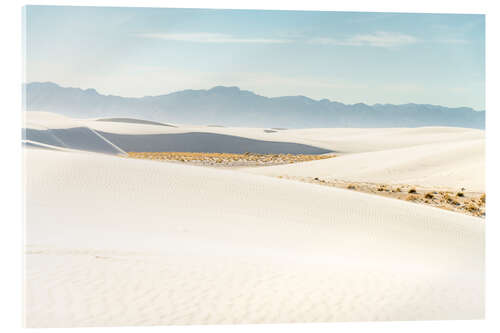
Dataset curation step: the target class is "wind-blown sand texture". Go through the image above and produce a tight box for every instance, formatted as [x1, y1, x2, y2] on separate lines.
[23, 112, 485, 327]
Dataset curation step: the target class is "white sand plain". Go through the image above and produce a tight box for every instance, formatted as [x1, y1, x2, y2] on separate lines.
[23, 112, 485, 327]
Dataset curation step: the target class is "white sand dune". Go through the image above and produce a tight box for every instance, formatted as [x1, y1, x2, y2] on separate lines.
[26, 112, 484, 153]
[281, 127, 484, 153]
[23, 127, 125, 155]
[81, 119, 483, 153]
[84, 122, 484, 154]
[23, 112, 126, 154]
[25, 111, 484, 153]
[95, 117, 177, 127]
[24, 111, 81, 130]
[24, 112, 333, 155]
[245, 138, 485, 192]
[24, 148, 484, 327]
[95, 131, 332, 154]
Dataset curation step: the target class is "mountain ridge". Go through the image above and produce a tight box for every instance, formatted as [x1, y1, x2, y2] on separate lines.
[24, 82, 485, 129]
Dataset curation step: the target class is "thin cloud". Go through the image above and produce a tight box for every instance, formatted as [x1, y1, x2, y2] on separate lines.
[135, 33, 290, 44]
[310, 32, 418, 48]
[136, 31, 465, 48]
[438, 38, 469, 44]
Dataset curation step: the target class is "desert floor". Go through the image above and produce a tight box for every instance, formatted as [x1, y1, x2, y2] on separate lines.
[23, 112, 485, 327]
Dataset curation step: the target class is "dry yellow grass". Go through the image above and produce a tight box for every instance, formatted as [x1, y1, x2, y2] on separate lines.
[127, 152, 335, 167]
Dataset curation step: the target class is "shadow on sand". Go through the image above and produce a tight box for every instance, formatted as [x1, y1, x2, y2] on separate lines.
[23, 127, 333, 155]
[97, 131, 333, 154]
[23, 127, 123, 154]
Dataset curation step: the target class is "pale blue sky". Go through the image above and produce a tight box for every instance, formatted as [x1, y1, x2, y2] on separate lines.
[25, 6, 485, 109]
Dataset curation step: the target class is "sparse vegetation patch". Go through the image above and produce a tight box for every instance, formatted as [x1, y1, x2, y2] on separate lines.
[280, 177, 485, 218]
[128, 152, 335, 168]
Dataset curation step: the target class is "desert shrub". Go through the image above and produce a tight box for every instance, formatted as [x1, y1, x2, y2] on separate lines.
[406, 195, 419, 201]
[456, 192, 464, 197]
[480, 193, 486, 204]
[444, 194, 460, 206]
[424, 193, 434, 199]
[465, 203, 479, 212]
[408, 188, 417, 194]
[347, 184, 356, 190]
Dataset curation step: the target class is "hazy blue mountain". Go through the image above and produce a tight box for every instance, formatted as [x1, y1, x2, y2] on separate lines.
[24, 82, 485, 129]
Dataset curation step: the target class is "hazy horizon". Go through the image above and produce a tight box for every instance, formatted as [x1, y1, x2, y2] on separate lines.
[24, 6, 485, 110]
[24, 81, 485, 111]
[25, 81, 485, 129]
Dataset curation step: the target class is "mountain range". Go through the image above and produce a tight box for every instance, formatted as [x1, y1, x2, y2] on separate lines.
[24, 82, 485, 129]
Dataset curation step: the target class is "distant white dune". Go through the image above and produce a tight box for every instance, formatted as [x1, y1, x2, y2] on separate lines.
[25, 148, 484, 327]
[245, 138, 485, 192]
[25, 111, 484, 152]
[24, 111, 81, 129]
[24, 112, 485, 191]
[95, 117, 176, 127]
[23, 127, 125, 155]
[24, 112, 333, 155]
[284, 126, 484, 153]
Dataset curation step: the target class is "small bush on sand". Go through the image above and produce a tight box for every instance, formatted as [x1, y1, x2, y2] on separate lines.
[480, 193, 486, 204]
[465, 203, 479, 213]
[347, 184, 356, 190]
[424, 193, 434, 199]
[444, 194, 460, 206]
[456, 192, 464, 197]
[406, 195, 419, 201]
[408, 188, 417, 194]
[395, 187, 401, 192]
